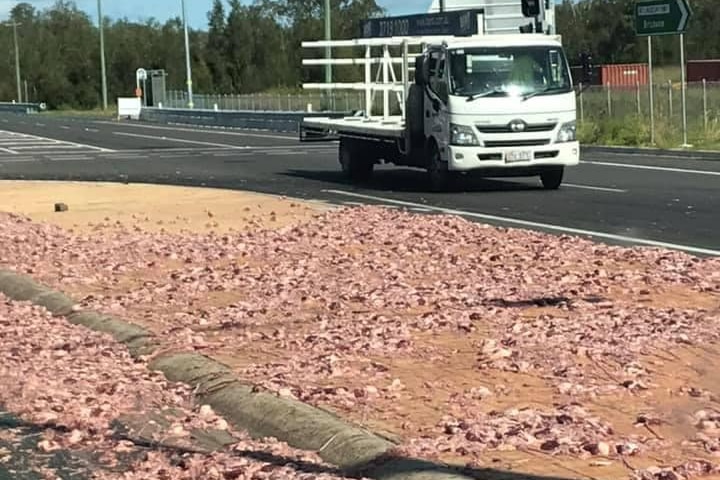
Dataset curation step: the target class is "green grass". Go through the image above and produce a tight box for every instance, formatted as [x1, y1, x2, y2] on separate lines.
[578, 79, 720, 150]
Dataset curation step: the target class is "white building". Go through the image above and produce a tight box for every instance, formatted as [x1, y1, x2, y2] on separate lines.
[427, 0, 556, 35]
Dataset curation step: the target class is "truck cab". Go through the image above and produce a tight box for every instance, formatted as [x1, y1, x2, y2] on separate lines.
[416, 35, 579, 189]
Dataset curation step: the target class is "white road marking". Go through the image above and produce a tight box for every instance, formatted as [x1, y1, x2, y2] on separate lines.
[113, 131, 246, 149]
[48, 156, 92, 161]
[113, 132, 335, 154]
[272, 151, 306, 156]
[10, 145, 83, 150]
[103, 154, 144, 159]
[323, 189, 720, 257]
[0, 147, 17, 154]
[85, 128, 99, 133]
[60, 125, 70, 129]
[591, 148, 719, 161]
[214, 152, 256, 157]
[35, 123, 45, 127]
[583, 160, 720, 176]
[0, 129, 114, 153]
[0, 157, 35, 163]
[97, 120, 300, 140]
[564, 183, 626, 193]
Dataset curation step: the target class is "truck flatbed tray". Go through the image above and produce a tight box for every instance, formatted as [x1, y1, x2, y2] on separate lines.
[302, 116, 406, 140]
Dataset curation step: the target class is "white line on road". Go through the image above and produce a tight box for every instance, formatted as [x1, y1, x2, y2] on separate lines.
[0, 157, 35, 163]
[85, 128, 99, 133]
[0, 129, 114, 152]
[113, 132, 335, 153]
[272, 151, 307, 156]
[97, 121, 299, 140]
[10, 145, 83, 150]
[564, 183, 626, 193]
[48, 156, 92, 161]
[583, 160, 720, 176]
[60, 125, 70, 129]
[323, 189, 720, 257]
[0, 147, 17, 154]
[113, 131, 247, 149]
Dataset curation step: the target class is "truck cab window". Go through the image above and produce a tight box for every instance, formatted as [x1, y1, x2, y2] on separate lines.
[428, 51, 448, 101]
[448, 46, 572, 98]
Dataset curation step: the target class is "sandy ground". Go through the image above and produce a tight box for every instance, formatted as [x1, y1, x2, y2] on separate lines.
[0, 180, 331, 234]
[2, 180, 720, 480]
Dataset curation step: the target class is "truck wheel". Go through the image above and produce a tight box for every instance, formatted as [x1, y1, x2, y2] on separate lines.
[427, 142, 452, 192]
[339, 138, 373, 182]
[540, 166, 564, 190]
[406, 85, 424, 142]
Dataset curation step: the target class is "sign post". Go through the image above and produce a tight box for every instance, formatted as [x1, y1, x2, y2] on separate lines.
[648, 37, 654, 145]
[635, 0, 692, 147]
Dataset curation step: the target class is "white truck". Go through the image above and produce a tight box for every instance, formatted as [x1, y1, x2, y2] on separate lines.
[299, 8, 581, 191]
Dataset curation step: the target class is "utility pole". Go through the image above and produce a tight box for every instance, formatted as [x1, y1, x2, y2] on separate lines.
[181, 0, 194, 108]
[97, 0, 108, 110]
[439, 0, 445, 12]
[4, 21, 23, 103]
[324, 0, 331, 84]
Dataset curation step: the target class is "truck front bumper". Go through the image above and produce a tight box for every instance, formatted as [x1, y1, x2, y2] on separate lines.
[447, 141, 580, 173]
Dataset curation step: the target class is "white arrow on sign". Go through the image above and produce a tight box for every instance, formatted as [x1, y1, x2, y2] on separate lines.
[676, 0, 689, 32]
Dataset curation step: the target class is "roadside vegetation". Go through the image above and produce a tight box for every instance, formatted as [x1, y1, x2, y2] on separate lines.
[6, 0, 720, 150]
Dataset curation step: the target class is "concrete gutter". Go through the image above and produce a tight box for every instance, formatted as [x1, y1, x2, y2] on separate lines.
[0, 268, 476, 480]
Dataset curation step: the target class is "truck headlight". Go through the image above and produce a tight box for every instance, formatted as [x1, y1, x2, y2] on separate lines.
[450, 124, 480, 146]
[556, 121, 577, 143]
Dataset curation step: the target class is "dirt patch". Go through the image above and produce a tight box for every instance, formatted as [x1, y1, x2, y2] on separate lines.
[3, 187, 720, 479]
[0, 180, 330, 234]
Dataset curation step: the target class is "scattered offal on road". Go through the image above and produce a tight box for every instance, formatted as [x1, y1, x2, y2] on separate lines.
[1, 181, 720, 480]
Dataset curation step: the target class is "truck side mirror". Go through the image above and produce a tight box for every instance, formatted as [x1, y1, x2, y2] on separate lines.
[415, 56, 426, 85]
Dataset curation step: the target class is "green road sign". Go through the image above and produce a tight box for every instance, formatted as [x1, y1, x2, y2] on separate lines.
[635, 0, 692, 36]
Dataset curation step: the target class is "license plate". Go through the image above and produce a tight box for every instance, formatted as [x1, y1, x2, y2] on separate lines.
[505, 150, 533, 163]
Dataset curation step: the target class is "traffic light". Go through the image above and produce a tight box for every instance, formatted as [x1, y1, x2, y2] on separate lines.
[580, 52, 594, 84]
[521, 0, 541, 17]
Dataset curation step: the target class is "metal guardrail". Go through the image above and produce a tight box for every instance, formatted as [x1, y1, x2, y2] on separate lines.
[139, 107, 351, 133]
[0, 102, 45, 113]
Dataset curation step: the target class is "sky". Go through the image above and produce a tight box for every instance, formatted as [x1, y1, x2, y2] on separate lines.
[0, 0, 432, 29]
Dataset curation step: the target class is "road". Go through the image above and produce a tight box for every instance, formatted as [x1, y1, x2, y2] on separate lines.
[0, 112, 718, 256]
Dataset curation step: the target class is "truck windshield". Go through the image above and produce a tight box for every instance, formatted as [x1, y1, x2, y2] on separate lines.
[448, 46, 572, 99]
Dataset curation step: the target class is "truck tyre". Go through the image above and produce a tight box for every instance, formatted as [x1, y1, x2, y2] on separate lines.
[339, 138, 373, 182]
[406, 84, 425, 145]
[540, 166, 564, 190]
[427, 141, 452, 192]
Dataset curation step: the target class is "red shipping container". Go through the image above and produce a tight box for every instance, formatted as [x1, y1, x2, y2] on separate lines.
[600, 63, 649, 87]
[687, 60, 720, 82]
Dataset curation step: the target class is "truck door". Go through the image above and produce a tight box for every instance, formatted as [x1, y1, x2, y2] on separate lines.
[425, 48, 450, 161]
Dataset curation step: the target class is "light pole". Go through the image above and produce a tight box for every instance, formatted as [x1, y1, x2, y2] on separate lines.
[181, 0, 193, 108]
[324, 0, 331, 84]
[2, 21, 22, 102]
[97, 0, 108, 110]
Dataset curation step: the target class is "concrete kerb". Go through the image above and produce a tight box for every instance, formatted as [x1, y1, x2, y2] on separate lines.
[0, 269, 475, 480]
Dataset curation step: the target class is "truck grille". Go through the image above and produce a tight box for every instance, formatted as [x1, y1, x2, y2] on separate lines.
[476, 122, 557, 133]
[483, 139, 550, 148]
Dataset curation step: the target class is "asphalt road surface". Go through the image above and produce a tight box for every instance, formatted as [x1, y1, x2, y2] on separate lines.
[0, 112, 718, 256]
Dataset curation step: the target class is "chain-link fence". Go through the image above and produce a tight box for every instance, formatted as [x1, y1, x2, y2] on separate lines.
[163, 90, 368, 113]
[578, 81, 720, 125]
[162, 82, 720, 146]
[577, 81, 720, 146]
